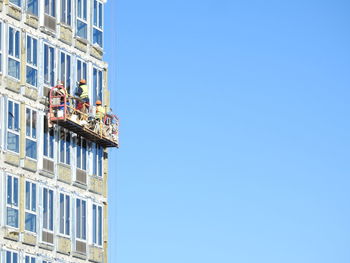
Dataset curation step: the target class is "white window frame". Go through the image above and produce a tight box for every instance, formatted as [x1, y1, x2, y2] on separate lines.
[6, 174, 19, 229]
[25, 254, 37, 263]
[25, 107, 37, 160]
[59, 192, 70, 237]
[92, 0, 103, 47]
[76, 136, 87, 171]
[61, 0, 72, 25]
[76, 0, 88, 39]
[93, 143, 103, 177]
[27, 0, 39, 16]
[59, 50, 72, 94]
[42, 187, 54, 233]
[25, 180, 37, 233]
[8, 26, 21, 80]
[26, 34, 38, 88]
[76, 198, 87, 241]
[43, 115, 54, 160]
[93, 67, 103, 102]
[45, 0, 56, 17]
[92, 203, 103, 247]
[59, 128, 71, 165]
[7, 99, 20, 154]
[0, 21, 3, 73]
[77, 58, 87, 83]
[5, 250, 19, 263]
[44, 43, 55, 87]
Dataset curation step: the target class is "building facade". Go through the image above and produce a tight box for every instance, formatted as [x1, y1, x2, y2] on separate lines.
[0, 0, 112, 262]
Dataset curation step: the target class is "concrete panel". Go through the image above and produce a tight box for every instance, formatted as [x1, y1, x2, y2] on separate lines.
[90, 46, 103, 60]
[5, 77, 21, 93]
[58, 164, 72, 184]
[57, 236, 72, 255]
[4, 228, 20, 241]
[89, 246, 103, 263]
[89, 176, 103, 195]
[23, 158, 37, 172]
[7, 4, 22, 20]
[23, 85, 39, 101]
[0, 1, 3, 12]
[25, 14, 39, 29]
[4, 152, 20, 166]
[23, 232, 37, 246]
[59, 24, 73, 45]
[75, 38, 88, 53]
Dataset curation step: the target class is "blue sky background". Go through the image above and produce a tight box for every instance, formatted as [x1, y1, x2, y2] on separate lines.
[105, 1, 350, 262]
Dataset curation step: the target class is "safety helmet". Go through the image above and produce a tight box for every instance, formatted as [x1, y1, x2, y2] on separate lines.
[80, 79, 87, 84]
[57, 81, 64, 87]
[96, 100, 102, 105]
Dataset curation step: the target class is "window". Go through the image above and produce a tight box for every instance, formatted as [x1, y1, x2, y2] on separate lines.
[6, 175, 19, 228]
[26, 108, 37, 159]
[27, 0, 38, 16]
[59, 129, 71, 165]
[77, 59, 87, 82]
[9, 0, 21, 7]
[44, 43, 55, 86]
[59, 193, 70, 236]
[25, 181, 37, 233]
[0, 22, 3, 72]
[61, 0, 72, 25]
[92, 204, 103, 246]
[45, 0, 55, 17]
[76, 198, 86, 240]
[60, 51, 71, 93]
[93, 144, 103, 177]
[43, 188, 54, 232]
[7, 100, 20, 153]
[76, 0, 87, 39]
[76, 136, 87, 170]
[25, 255, 36, 263]
[8, 26, 20, 80]
[93, 0, 103, 46]
[26, 35, 38, 87]
[5, 251, 18, 263]
[93, 68, 103, 102]
[43, 116, 54, 159]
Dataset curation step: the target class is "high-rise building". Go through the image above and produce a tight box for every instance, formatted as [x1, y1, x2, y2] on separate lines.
[0, 1, 117, 263]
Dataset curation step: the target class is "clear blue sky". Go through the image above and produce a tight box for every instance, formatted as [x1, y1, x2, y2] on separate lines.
[105, 1, 350, 262]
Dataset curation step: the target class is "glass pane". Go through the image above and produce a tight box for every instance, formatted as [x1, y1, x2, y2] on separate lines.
[82, 200, 86, 239]
[60, 193, 64, 233]
[14, 177, 18, 205]
[8, 58, 20, 80]
[15, 31, 20, 58]
[28, 0, 39, 16]
[25, 181, 30, 210]
[60, 131, 65, 163]
[77, 20, 87, 39]
[66, 133, 71, 165]
[66, 195, 70, 235]
[26, 66, 38, 87]
[8, 101, 13, 129]
[33, 38, 37, 65]
[93, 0, 97, 26]
[93, 29, 103, 47]
[32, 183, 36, 211]
[44, 45, 48, 83]
[8, 28, 13, 55]
[99, 2, 103, 28]
[76, 199, 81, 238]
[14, 103, 19, 131]
[49, 129, 54, 158]
[77, 137, 81, 168]
[25, 212, 36, 232]
[7, 175, 12, 204]
[93, 204, 96, 243]
[98, 206, 102, 245]
[50, 47, 55, 86]
[82, 139, 86, 170]
[32, 110, 37, 138]
[26, 139, 37, 159]
[49, 190, 53, 230]
[26, 108, 31, 136]
[7, 207, 19, 227]
[7, 132, 19, 153]
[43, 188, 47, 228]
[27, 36, 31, 63]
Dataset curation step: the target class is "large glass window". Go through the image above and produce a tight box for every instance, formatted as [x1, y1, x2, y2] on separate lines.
[7, 100, 20, 153]
[61, 0, 72, 25]
[76, 198, 86, 240]
[44, 44, 55, 86]
[76, 136, 87, 170]
[76, 0, 87, 39]
[93, 0, 103, 46]
[92, 204, 103, 246]
[60, 129, 71, 165]
[93, 68, 103, 102]
[26, 108, 37, 159]
[7, 174, 19, 228]
[45, 0, 55, 17]
[59, 193, 70, 236]
[25, 255, 36, 263]
[43, 188, 54, 232]
[6, 251, 18, 263]
[77, 59, 87, 82]
[26, 35, 38, 87]
[27, 0, 38, 16]
[93, 143, 103, 177]
[43, 116, 54, 159]
[25, 181, 37, 233]
[60, 51, 71, 93]
[8, 26, 20, 80]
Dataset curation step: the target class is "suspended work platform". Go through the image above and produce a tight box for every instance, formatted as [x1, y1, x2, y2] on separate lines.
[49, 85, 119, 148]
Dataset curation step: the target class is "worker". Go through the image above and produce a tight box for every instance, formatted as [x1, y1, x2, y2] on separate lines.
[75, 79, 89, 113]
[95, 100, 106, 121]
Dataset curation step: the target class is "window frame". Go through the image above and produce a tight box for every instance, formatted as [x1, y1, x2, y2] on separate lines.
[76, 0, 88, 39]
[9, 0, 22, 8]
[6, 174, 19, 229]
[25, 255, 37, 263]
[93, 67, 103, 102]
[45, 0, 56, 17]
[27, 0, 39, 16]
[59, 192, 71, 237]
[25, 180, 37, 233]
[59, 128, 71, 165]
[76, 136, 87, 171]
[7, 99, 20, 154]
[26, 34, 38, 88]
[93, 143, 103, 177]
[77, 58, 87, 83]
[42, 187, 54, 233]
[61, 0, 72, 25]
[43, 116, 54, 160]
[44, 43, 55, 87]
[59, 50, 72, 94]
[25, 107, 38, 160]
[92, 0, 103, 47]
[76, 197, 87, 241]
[8, 26, 21, 80]
[0, 21, 3, 73]
[5, 250, 19, 263]
[92, 203, 103, 247]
